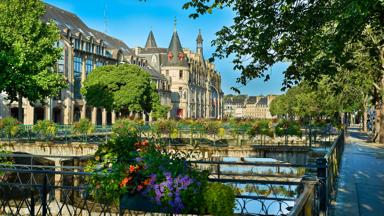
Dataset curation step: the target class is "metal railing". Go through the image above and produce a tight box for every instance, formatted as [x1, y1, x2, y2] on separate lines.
[0, 154, 310, 216]
[288, 131, 345, 216]
[0, 125, 112, 144]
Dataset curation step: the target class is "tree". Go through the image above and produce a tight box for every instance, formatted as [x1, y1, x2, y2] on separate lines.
[0, 0, 66, 121]
[81, 64, 162, 118]
[184, 0, 384, 141]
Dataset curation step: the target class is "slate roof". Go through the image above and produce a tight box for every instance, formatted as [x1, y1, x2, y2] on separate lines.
[196, 30, 203, 43]
[139, 48, 167, 54]
[224, 95, 247, 104]
[246, 96, 257, 104]
[141, 66, 167, 81]
[163, 30, 189, 67]
[256, 97, 268, 106]
[43, 3, 92, 37]
[89, 29, 133, 56]
[145, 31, 158, 48]
[43, 3, 133, 56]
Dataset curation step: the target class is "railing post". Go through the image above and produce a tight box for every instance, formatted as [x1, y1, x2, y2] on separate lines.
[217, 163, 221, 179]
[30, 189, 35, 216]
[316, 157, 327, 215]
[40, 174, 48, 216]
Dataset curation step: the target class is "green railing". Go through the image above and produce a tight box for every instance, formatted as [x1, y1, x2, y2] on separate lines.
[0, 123, 336, 147]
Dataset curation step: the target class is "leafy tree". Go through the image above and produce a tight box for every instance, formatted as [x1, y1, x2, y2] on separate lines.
[183, 0, 384, 141]
[82, 64, 162, 119]
[0, 0, 66, 121]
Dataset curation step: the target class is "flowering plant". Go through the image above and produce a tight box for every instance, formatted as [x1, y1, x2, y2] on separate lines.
[87, 120, 232, 215]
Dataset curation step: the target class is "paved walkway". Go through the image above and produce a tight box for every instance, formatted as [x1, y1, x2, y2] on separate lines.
[330, 128, 384, 216]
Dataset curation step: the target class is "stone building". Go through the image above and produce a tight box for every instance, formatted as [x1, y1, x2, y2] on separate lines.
[0, 3, 171, 125]
[0, 3, 223, 124]
[223, 95, 247, 118]
[134, 28, 224, 119]
[224, 95, 276, 119]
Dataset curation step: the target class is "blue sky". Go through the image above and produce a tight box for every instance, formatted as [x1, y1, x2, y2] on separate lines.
[44, 0, 286, 96]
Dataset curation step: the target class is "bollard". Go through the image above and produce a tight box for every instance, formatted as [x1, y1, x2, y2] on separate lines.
[316, 157, 328, 214]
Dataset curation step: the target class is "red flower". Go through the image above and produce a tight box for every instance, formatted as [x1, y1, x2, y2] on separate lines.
[119, 177, 132, 188]
[129, 165, 136, 173]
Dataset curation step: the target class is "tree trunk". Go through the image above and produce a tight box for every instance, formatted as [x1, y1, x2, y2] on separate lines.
[18, 95, 23, 123]
[379, 102, 384, 143]
[375, 102, 381, 143]
[363, 110, 368, 132]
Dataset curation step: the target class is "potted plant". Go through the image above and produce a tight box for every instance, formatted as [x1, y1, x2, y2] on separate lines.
[86, 122, 235, 215]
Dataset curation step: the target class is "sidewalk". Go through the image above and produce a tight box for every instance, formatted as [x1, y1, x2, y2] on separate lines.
[330, 128, 384, 216]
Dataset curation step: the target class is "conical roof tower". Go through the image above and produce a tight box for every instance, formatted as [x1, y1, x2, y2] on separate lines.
[164, 20, 188, 67]
[145, 30, 158, 48]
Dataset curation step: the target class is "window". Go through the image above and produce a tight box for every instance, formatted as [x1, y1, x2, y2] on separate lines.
[86, 42, 91, 52]
[86, 58, 93, 76]
[82, 41, 86, 51]
[179, 70, 183, 79]
[166, 70, 169, 76]
[74, 39, 81, 49]
[74, 56, 82, 99]
[95, 45, 100, 55]
[96, 61, 103, 67]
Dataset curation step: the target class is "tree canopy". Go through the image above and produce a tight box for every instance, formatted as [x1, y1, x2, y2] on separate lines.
[0, 0, 66, 110]
[183, 0, 383, 89]
[81, 64, 165, 116]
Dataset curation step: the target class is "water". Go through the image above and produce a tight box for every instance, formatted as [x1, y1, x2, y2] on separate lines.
[220, 157, 300, 215]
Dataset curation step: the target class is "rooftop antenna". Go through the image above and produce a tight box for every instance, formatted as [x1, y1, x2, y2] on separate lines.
[104, 0, 109, 33]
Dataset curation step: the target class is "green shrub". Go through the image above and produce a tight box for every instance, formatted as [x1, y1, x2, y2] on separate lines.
[203, 182, 235, 216]
[112, 119, 139, 137]
[33, 120, 57, 140]
[0, 117, 20, 139]
[72, 119, 94, 135]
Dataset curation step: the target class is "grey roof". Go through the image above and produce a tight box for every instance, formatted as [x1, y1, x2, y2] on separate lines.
[89, 29, 133, 55]
[44, 3, 133, 56]
[256, 97, 268, 106]
[141, 66, 167, 81]
[145, 31, 158, 48]
[196, 30, 203, 43]
[224, 95, 247, 104]
[139, 48, 167, 54]
[163, 30, 188, 67]
[43, 3, 92, 37]
[246, 96, 257, 104]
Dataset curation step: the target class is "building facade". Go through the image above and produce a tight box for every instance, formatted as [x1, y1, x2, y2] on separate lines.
[224, 95, 276, 119]
[0, 3, 223, 124]
[135, 29, 224, 119]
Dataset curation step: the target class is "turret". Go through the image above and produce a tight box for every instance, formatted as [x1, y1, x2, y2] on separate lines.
[144, 30, 158, 49]
[164, 19, 188, 67]
[196, 29, 203, 55]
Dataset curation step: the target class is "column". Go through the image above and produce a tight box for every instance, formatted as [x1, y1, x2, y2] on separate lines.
[91, 107, 97, 124]
[54, 160, 62, 202]
[81, 104, 86, 119]
[111, 111, 116, 124]
[217, 96, 220, 119]
[24, 102, 34, 125]
[45, 99, 52, 121]
[81, 56, 87, 84]
[102, 108, 107, 125]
